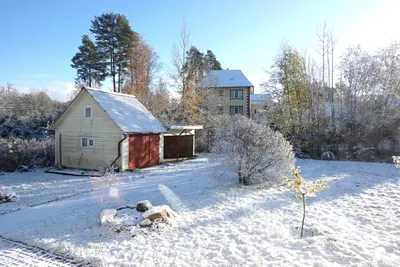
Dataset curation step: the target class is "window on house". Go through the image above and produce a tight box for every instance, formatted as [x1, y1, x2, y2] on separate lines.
[82, 137, 94, 147]
[230, 106, 244, 115]
[81, 137, 88, 147]
[84, 106, 92, 118]
[230, 90, 243, 99]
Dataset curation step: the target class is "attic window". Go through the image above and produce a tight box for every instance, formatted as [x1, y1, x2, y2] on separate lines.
[84, 106, 92, 118]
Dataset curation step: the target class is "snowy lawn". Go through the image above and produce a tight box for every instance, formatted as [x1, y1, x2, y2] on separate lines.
[0, 168, 150, 214]
[0, 155, 399, 266]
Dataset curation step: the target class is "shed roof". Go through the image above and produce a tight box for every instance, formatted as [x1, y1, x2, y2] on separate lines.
[85, 87, 167, 133]
[200, 70, 253, 88]
[164, 125, 203, 130]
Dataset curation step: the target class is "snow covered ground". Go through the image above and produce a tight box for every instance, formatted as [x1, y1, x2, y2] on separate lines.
[0, 155, 399, 266]
[0, 168, 147, 214]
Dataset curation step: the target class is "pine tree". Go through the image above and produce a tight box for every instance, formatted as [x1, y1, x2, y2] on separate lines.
[205, 50, 222, 70]
[71, 35, 106, 87]
[90, 13, 137, 92]
[182, 46, 205, 84]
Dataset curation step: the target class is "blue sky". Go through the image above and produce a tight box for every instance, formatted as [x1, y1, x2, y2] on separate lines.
[1, 0, 400, 101]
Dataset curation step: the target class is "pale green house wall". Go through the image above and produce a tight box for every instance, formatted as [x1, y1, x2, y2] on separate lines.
[219, 87, 251, 117]
[53, 90, 123, 170]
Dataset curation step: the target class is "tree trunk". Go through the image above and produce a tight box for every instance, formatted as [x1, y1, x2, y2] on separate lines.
[301, 193, 306, 237]
[118, 63, 121, 93]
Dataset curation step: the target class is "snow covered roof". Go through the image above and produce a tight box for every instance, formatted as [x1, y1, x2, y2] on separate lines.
[250, 94, 273, 104]
[85, 87, 167, 133]
[200, 70, 253, 88]
[164, 125, 203, 130]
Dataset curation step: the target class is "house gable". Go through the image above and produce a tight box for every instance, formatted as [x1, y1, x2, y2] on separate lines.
[52, 89, 122, 134]
[53, 89, 123, 169]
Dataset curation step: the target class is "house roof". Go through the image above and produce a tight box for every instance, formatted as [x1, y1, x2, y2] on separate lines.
[200, 70, 253, 88]
[250, 94, 273, 104]
[164, 125, 203, 130]
[85, 87, 167, 133]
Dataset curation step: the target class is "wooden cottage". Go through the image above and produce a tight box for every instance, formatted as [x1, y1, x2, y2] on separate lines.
[51, 87, 167, 170]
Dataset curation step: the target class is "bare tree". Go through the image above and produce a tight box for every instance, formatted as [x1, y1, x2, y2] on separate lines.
[124, 36, 162, 106]
[170, 20, 191, 102]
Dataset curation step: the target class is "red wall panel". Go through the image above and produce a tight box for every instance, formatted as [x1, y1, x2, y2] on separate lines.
[129, 134, 160, 169]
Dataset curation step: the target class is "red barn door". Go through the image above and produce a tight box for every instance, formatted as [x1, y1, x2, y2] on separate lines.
[129, 134, 160, 169]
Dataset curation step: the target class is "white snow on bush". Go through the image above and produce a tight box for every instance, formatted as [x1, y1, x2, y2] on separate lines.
[0, 155, 399, 266]
[0, 190, 17, 203]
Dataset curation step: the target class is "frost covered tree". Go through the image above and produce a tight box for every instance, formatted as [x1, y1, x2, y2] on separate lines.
[212, 115, 295, 185]
[393, 156, 400, 168]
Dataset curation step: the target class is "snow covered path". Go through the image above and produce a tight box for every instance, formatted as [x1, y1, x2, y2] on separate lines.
[0, 156, 399, 266]
[0, 236, 88, 266]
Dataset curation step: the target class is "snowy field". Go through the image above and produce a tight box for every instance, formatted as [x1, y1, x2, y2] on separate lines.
[0, 155, 399, 266]
[0, 168, 150, 214]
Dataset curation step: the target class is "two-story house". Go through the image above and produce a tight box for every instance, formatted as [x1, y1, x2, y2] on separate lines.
[200, 70, 254, 117]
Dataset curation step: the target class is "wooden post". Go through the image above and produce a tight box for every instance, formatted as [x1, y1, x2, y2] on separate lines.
[177, 135, 180, 162]
[301, 193, 306, 237]
[176, 129, 186, 162]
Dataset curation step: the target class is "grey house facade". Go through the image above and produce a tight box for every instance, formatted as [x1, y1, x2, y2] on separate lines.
[200, 70, 254, 117]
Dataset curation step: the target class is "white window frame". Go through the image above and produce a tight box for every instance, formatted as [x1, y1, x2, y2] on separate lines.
[81, 137, 88, 147]
[88, 138, 94, 147]
[84, 105, 92, 118]
[230, 89, 243, 99]
[230, 106, 244, 115]
[81, 137, 94, 147]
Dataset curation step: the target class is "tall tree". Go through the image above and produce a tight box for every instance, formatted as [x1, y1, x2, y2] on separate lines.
[182, 46, 205, 84]
[124, 36, 161, 105]
[205, 50, 222, 70]
[90, 13, 137, 92]
[71, 35, 106, 87]
[170, 20, 191, 96]
[267, 43, 309, 126]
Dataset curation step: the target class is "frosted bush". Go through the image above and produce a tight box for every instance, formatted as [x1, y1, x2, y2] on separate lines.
[0, 186, 17, 203]
[212, 115, 295, 185]
[321, 151, 335, 160]
[353, 144, 376, 161]
[0, 137, 55, 170]
[393, 156, 400, 168]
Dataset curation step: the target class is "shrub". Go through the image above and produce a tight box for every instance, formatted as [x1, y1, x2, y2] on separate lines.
[353, 144, 376, 161]
[212, 115, 295, 185]
[393, 156, 400, 168]
[284, 167, 328, 237]
[0, 186, 17, 203]
[0, 136, 55, 171]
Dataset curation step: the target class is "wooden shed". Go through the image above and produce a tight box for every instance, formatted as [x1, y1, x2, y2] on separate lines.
[51, 87, 167, 171]
[163, 125, 203, 160]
